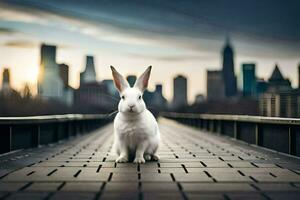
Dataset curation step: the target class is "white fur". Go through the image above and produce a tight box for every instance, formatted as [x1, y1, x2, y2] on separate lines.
[111, 66, 160, 163]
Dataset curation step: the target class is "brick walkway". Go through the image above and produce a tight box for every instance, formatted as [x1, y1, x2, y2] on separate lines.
[0, 118, 300, 200]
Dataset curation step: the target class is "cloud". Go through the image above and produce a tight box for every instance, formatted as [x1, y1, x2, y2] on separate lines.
[127, 52, 215, 62]
[4, 40, 38, 48]
[0, 27, 17, 34]
[1, 0, 299, 59]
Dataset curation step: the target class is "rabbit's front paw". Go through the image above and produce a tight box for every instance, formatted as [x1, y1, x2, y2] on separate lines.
[144, 154, 152, 161]
[116, 156, 128, 163]
[152, 154, 159, 161]
[133, 157, 145, 164]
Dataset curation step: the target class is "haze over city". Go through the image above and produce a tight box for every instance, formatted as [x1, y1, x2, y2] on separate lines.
[0, 0, 300, 102]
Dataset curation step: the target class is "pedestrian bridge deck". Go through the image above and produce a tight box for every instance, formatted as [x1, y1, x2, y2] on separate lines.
[0, 118, 300, 200]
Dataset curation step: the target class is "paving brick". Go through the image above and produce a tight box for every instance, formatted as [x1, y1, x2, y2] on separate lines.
[254, 183, 300, 191]
[61, 182, 102, 192]
[141, 182, 178, 192]
[265, 192, 300, 200]
[100, 192, 139, 200]
[5, 192, 49, 200]
[100, 168, 138, 173]
[50, 192, 95, 200]
[181, 183, 256, 192]
[187, 193, 224, 200]
[104, 182, 139, 192]
[210, 172, 253, 182]
[227, 193, 266, 200]
[0, 182, 28, 192]
[143, 192, 182, 200]
[227, 161, 255, 168]
[25, 182, 62, 191]
[173, 173, 212, 182]
[111, 173, 139, 182]
[75, 169, 110, 181]
[140, 173, 172, 182]
[159, 168, 186, 173]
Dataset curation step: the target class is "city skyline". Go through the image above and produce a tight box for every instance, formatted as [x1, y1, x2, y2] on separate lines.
[0, 0, 300, 102]
[0, 40, 299, 103]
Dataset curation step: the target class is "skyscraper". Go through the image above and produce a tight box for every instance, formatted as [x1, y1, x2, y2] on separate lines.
[38, 44, 73, 105]
[298, 64, 300, 88]
[76, 56, 116, 110]
[80, 56, 97, 84]
[172, 75, 187, 108]
[207, 70, 225, 100]
[267, 64, 291, 92]
[222, 38, 237, 97]
[2, 68, 10, 89]
[59, 63, 69, 88]
[38, 44, 64, 99]
[152, 84, 167, 110]
[259, 65, 295, 117]
[240, 63, 256, 97]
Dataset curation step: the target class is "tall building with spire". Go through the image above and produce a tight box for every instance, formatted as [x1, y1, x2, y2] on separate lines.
[75, 55, 116, 111]
[259, 64, 295, 117]
[267, 64, 291, 92]
[80, 56, 97, 84]
[222, 38, 237, 97]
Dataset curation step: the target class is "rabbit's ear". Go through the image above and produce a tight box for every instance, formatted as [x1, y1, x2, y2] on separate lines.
[134, 66, 152, 92]
[111, 66, 129, 93]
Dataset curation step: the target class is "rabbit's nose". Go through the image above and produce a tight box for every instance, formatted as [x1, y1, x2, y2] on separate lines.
[129, 105, 135, 109]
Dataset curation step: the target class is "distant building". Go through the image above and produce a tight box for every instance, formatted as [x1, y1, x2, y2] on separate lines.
[259, 91, 299, 118]
[151, 84, 167, 110]
[256, 79, 268, 97]
[141, 84, 167, 113]
[240, 63, 256, 97]
[222, 38, 237, 97]
[298, 64, 300, 88]
[1, 68, 10, 90]
[38, 44, 63, 99]
[80, 56, 97, 84]
[267, 64, 292, 92]
[102, 79, 118, 98]
[259, 65, 296, 117]
[59, 63, 69, 88]
[172, 75, 187, 108]
[75, 57, 115, 111]
[207, 70, 225, 100]
[38, 44, 74, 105]
[74, 82, 113, 108]
[127, 75, 137, 87]
[194, 94, 205, 104]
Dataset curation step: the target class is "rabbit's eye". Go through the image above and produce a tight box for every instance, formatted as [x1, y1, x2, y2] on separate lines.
[121, 95, 125, 99]
[138, 95, 142, 100]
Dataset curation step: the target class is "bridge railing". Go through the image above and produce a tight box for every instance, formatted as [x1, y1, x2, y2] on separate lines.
[0, 114, 111, 154]
[161, 112, 300, 157]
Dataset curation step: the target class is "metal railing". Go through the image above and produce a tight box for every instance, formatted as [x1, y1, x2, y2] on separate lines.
[161, 112, 300, 157]
[0, 114, 111, 154]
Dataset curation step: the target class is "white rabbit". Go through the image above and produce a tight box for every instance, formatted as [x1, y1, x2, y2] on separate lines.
[110, 66, 160, 164]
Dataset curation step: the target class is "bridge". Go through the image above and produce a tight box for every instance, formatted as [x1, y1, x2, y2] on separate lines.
[0, 113, 300, 200]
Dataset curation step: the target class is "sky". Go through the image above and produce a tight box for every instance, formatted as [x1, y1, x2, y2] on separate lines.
[0, 0, 300, 102]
